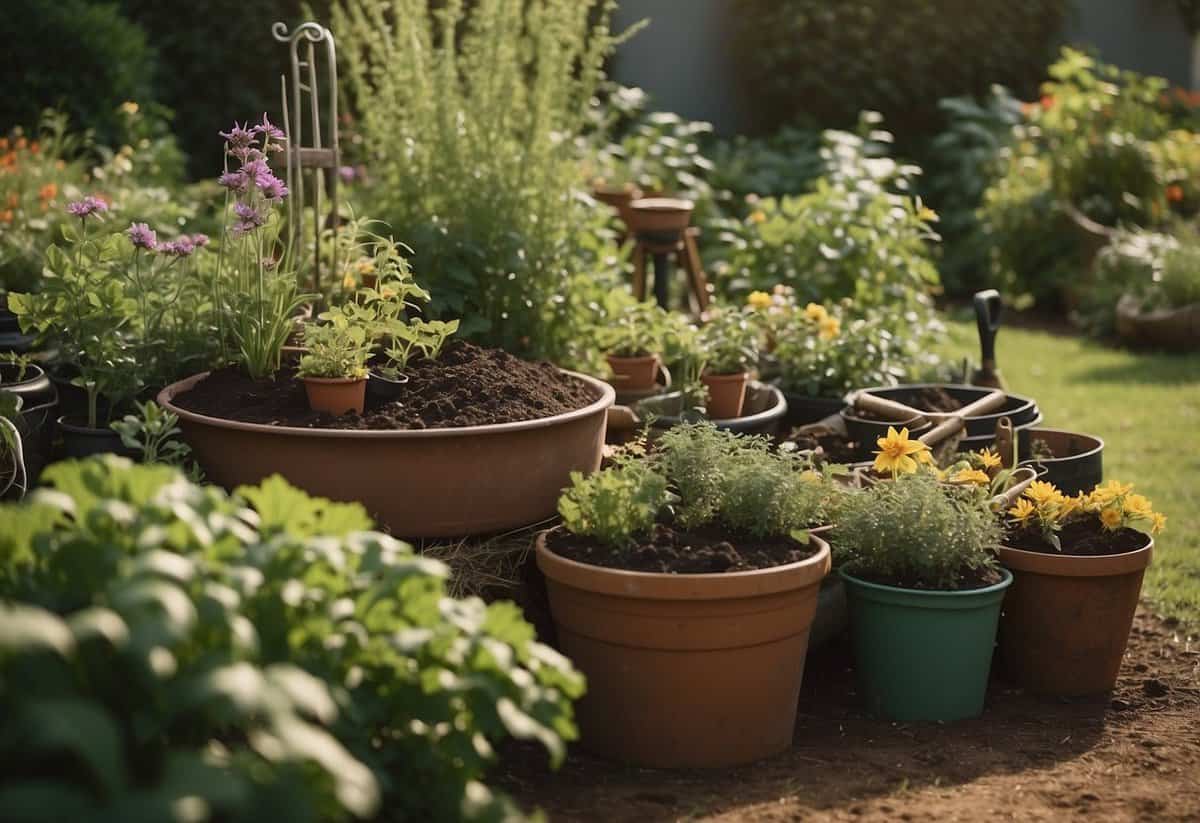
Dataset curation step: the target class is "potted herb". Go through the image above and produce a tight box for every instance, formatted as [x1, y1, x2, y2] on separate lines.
[296, 317, 374, 416]
[536, 424, 840, 768]
[371, 318, 459, 402]
[833, 434, 1011, 721]
[597, 301, 666, 392]
[999, 479, 1162, 696]
[698, 308, 760, 419]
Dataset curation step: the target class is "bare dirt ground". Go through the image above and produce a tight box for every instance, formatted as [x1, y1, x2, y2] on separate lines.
[500, 609, 1200, 822]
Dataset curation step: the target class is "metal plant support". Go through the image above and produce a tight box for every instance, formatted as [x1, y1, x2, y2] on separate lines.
[273, 21, 340, 299]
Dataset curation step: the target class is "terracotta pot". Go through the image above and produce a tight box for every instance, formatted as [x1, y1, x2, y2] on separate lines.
[998, 536, 1152, 696]
[701, 370, 750, 420]
[158, 370, 613, 538]
[591, 181, 642, 228]
[637, 381, 786, 436]
[301, 376, 367, 416]
[605, 353, 660, 392]
[626, 197, 694, 237]
[536, 529, 831, 768]
[1019, 428, 1103, 496]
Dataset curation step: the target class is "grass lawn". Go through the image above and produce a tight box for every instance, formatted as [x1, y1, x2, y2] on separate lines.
[941, 313, 1200, 629]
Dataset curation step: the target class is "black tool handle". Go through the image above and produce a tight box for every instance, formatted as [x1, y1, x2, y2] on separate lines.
[974, 289, 1002, 364]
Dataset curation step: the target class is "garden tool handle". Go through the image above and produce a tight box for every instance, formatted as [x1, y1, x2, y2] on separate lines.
[993, 417, 1015, 468]
[941, 389, 1007, 421]
[990, 466, 1038, 511]
[849, 392, 927, 424]
[974, 289, 1002, 366]
[918, 415, 965, 446]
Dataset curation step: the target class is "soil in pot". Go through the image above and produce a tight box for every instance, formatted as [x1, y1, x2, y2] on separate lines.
[841, 567, 1012, 722]
[172, 341, 596, 430]
[785, 429, 862, 464]
[999, 522, 1152, 697]
[855, 386, 962, 419]
[538, 528, 830, 768]
[544, 522, 819, 574]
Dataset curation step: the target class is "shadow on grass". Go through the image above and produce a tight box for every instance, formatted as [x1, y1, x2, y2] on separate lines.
[1064, 352, 1200, 386]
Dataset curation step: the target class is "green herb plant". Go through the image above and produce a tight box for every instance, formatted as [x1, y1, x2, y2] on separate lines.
[699, 307, 760, 375]
[596, 300, 667, 358]
[296, 319, 373, 380]
[110, 399, 199, 479]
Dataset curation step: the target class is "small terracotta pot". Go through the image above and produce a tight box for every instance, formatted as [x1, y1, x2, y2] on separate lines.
[536, 529, 831, 768]
[301, 376, 367, 416]
[605, 353, 660, 392]
[592, 181, 642, 228]
[702, 370, 750, 420]
[998, 536, 1152, 697]
[626, 197, 694, 237]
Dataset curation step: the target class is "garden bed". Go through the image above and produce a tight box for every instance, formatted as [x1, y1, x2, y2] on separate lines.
[172, 341, 595, 429]
[499, 609, 1200, 821]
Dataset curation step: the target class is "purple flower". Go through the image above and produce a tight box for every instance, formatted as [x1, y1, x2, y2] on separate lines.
[190, 233, 210, 248]
[258, 174, 289, 201]
[232, 202, 265, 236]
[66, 196, 108, 218]
[240, 158, 272, 186]
[338, 165, 357, 183]
[127, 222, 157, 250]
[219, 122, 255, 151]
[159, 236, 196, 258]
[253, 113, 286, 142]
[218, 170, 248, 192]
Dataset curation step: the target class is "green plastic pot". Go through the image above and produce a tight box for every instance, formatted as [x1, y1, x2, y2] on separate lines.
[841, 567, 1012, 722]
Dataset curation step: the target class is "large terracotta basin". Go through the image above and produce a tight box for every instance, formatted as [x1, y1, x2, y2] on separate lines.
[159, 370, 614, 538]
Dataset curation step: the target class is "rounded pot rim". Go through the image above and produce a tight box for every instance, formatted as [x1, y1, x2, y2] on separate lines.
[299, 375, 368, 385]
[56, 414, 121, 436]
[535, 527, 831, 600]
[840, 409, 928, 428]
[0, 362, 46, 385]
[158, 368, 615, 440]
[839, 566, 1014, 599]
[998, 537, 1152, 577]
[1020, 427, 1104, 462]
[605, 352, 659, 363]
[859, 382, 1037, 420]
[640, 381, 786, 427]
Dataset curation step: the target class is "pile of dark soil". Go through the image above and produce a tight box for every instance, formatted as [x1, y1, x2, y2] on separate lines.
[785, 429, 862, 463]
[173, 341, 597, 430]
[544, 523, 818, 574]
[1006, 520, 1150, 556]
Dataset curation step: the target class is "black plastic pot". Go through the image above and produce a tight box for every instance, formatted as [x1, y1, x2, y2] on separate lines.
[857, 384, 1039, 437]
[635, 381, 788, 436]
[0, 306, 34, 354]
[57, 416, 135, 460]
[1018, 428, 1104, 496]
[840, 411, 932, 459]
[1, 364, 58, 485]
[779, 388, 845, 428]
[366, 370, 408, 403]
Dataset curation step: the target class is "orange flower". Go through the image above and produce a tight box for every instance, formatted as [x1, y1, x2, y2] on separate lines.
[0, 210, 13, 224]
[1, 153, 15, 169]
[1167, 184, 1184, 203]
[38, 182, 56, 201]
[29, 141, 39, 154]
[1040, 94, 1054, 110]
[14, 137, 26, 150]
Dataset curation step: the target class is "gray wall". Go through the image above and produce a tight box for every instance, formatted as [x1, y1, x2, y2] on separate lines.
[612, 0, 1195, 136]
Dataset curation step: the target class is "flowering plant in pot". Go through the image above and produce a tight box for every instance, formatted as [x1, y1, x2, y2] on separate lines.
[999, 479, 1163, 696]
[537, 423, 842, 768]
[295, 313, 374, 416]
[697, 307, 760, 419]
[832, 454, 1010, 722]
[596, 300, 668, 392]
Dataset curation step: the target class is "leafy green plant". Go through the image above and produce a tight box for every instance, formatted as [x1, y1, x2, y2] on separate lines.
[0, 353, 34, 384]
[714, 114, 940, 316]
[0, 391, 24, 500]
[557, 460, 671, 548]
[110, 399, 198, 477]
[832, 470, 1001, 589]
[296, 321, 373, 380]
[596, 300, 668, 358]
[378, 319, 461, 377]
[331, 0, 628, 357]
[0, 457, 583, 821]
[699, 307, 760, 375]
[708, 126, 825, 209]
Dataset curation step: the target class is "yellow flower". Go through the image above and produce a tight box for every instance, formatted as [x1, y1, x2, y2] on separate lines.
[1090, 480, 1133, 506]
[974, 449, 1002, 470]
[1058, 493, 1084, 520]
[342, 273, 356, 290]
[1151, 512, 1167, 535]
[354, 258, 375, 274]
[818, 315, 841, 340]
[804, 302, 828, 323]
[951, 467, 991, 486]
[1024, 480, 1062, 510]
[917, 205, 938, 222]
[1124, 493, 1154, 519]
[120, 101, 140, 115]
[749, 209, 766, 224]
[1008, 498, 1036, 523]
[747, 290, 773, 310]
[917, 449, 936, 466]
[872, 426, 931, 477]
[1099, 506, 1123, 530]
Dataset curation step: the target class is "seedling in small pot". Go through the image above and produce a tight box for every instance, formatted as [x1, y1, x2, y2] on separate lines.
[297, 317, 374, 416]
[597, 301, 669, 392]
[698, 307, 760, 419]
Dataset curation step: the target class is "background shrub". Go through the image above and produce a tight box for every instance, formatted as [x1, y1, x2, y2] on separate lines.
[731, 0, 1069, 145]
[0, 0, 159, 148]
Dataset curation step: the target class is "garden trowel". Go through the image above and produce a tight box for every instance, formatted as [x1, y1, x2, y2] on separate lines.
[971, 289, 1006, 390]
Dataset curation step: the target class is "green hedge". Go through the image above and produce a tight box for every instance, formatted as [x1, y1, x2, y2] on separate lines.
[0, 0, 158, 146]
[732, 0, 1069, 142]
